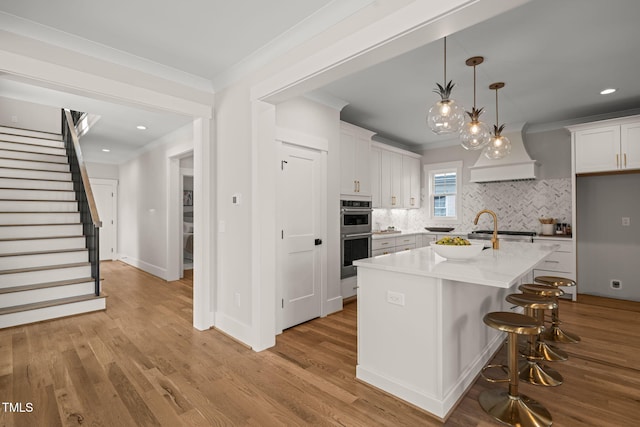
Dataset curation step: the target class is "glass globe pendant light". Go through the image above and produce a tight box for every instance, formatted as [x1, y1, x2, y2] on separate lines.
[484, 82, 512, 159]
[459, 56, 491, 150]
[427, 37, 465, 135]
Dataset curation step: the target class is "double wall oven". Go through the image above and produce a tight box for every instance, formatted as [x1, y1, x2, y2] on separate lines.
[340, 199, 372, 279]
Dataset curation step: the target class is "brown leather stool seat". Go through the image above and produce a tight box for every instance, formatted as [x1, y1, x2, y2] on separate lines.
[479, 312, 552, 427]
[531, 276, 581, 343]
[506, 293, 566, 387]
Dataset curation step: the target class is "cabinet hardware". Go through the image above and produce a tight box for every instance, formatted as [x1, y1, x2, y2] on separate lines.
[392, 196, 396, 205]
[410, 197, 415, 206]
[544, 260, 560, 263]
[357, 180, 360, 192]
[624, 153, 627, 167]
[381, 242, 389, 246]
[354, 180, 357, 192]
[616, 154, 619, 168]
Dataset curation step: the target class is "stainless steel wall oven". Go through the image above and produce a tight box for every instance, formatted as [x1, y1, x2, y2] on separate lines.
[340, 200, 372, 278]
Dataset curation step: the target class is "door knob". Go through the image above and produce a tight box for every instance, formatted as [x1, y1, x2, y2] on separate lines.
[315, 238, 323, 246]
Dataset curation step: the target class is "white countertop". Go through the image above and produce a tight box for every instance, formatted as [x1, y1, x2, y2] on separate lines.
[372, 230, 469, 239]
[354, 241, 558, 288]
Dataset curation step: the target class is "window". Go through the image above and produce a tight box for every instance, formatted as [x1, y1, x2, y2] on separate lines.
[425, 161, 462, 223]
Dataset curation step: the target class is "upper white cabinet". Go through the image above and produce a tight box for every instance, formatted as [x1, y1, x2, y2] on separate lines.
[372, 141, 422, 209]
[403, 155, 421, 208]
[570, 116, 640, 174]
[340, 122, 374, 197]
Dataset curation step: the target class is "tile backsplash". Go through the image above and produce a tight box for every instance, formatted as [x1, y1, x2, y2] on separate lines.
[373, 178, 572, 234]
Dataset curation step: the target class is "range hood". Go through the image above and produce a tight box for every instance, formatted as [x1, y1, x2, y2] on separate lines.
[469, 123, 539, 183]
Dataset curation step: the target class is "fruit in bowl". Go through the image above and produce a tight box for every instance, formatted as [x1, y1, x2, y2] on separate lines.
[430, 237, 484, 260]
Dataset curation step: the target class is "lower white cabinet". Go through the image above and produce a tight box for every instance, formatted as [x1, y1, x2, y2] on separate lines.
[532, 237, 576, 301]
[372, 234, 416, 256]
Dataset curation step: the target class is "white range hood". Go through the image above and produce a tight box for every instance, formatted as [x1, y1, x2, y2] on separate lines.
[469, 123, 539, 183]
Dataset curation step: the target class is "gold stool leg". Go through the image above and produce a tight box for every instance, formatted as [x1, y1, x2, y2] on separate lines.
[543, 301, 581, 343]
[479, 331, 553, 427]
[535, 306, 568, 361]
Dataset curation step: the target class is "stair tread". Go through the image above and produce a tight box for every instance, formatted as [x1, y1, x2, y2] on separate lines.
[0, 199, 77, 202]
[0, 165, 70, 173]
[0, 222, 81, 227]
[0, 175, 72, 182]
[0, 147, 65, 156]
[0, 126, 62, 140]
[0, 247, 88, 257]
[0, 211, 79, 214]
[0, 156, 69, 166]
[0, 277, 96, 294]
[0, 293, 106, 315]
[0, 261, 90, 275]
[0, 188, 74, 193]
[0, 235, 84, 242]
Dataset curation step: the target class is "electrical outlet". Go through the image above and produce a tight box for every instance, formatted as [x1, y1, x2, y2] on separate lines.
[387, 291, 405, 306]
[611, 280, 622, 290]
[622, 217, 631, 226]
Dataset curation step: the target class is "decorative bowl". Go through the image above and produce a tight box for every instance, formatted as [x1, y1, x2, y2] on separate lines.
[430, 241, 484, 260]
[424, 227, 455, 232]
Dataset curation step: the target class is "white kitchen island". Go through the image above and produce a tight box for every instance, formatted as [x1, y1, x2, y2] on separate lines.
[353, 241, 558, 420]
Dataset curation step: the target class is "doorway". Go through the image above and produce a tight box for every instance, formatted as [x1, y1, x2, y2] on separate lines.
[181, 166, 194, 274]
[90, 178, 118, 261]
[279, 142, 326, 330]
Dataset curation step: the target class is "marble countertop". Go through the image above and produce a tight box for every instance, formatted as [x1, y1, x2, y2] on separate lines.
[354, 241, 558, 288]
[372, 229, 469, 239]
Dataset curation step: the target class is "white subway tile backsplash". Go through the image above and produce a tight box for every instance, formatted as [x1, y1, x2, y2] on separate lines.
[373, 178, 572, 234]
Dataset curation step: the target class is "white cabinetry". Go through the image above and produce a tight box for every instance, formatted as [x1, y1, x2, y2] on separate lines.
[532, 237, 576, 301]
[403, 156, 421, 208]
[340, 122, 374, 197]
[371, 234, 416, 256]
[571, 116, 640, 174]
[372, 142, 422, 209]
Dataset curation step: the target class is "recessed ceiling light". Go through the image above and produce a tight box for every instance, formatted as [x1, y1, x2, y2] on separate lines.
[136, 125, 147, 130]
[102, 148, 111, 152]
[600, 88, 616, 95]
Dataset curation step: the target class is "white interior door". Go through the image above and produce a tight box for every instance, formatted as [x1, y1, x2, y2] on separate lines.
[280, 143, 323, 329]
[90, 179, 117, 261]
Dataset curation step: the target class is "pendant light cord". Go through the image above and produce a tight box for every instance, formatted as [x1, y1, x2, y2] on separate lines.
[495, 87, 498, 127]
[443, 37, 447, 84]
[473, 64, 477, 109]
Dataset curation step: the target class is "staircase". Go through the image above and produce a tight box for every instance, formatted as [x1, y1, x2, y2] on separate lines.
[0, 125, 105, 328]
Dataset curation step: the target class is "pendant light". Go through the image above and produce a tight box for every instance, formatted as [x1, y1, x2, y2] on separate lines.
[484, 82, 512, 159]
[459, 56, 491, 150]
[427, 37, 465, 135]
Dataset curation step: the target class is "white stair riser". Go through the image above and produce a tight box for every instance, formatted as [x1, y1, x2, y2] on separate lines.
[0, 237, 86, 254]
[0, 212, 80, 225]
[0, 224, 83, 239]
[0, 127, 61, 140]
[0, 265, 91, 288]
[0, 149, 67, 164]
[0, 189, 76, 201]
[0, 133, 64, 148]
[0, 200, 78, 212]
[0, 250, 87, 270]
[0, 281, 95, 308]
[0, 158, 69, 172]
[0, 140, 66, 156]
[0, 167, 71, 181]
[0, 297, 105, 329]
[0, 178, 74, 191]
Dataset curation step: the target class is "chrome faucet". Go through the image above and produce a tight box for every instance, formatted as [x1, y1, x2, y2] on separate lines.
[474, 209, 499, 249]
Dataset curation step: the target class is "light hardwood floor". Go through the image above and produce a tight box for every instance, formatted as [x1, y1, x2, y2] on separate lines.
[1, 261, 638, 426]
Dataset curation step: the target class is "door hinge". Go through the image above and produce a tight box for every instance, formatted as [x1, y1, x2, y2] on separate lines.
[281, 160, 288, 170]
[281, 230, 284, 239]
[281, 298, 284, 309]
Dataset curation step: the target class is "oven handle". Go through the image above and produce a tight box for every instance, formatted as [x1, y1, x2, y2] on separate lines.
[341, 208, 373, 213]
[342, 232, 373, 239]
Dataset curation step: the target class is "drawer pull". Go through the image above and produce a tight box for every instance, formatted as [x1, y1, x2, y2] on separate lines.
[544, 260, 560, 264]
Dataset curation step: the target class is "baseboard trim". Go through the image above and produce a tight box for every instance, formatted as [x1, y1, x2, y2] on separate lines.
[118, 255, 167, 280]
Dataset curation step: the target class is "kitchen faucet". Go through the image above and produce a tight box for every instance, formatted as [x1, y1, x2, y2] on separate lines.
[474, 209, 499, 249]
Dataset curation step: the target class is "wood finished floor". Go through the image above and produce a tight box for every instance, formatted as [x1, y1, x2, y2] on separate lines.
[1, 261, 639, 426]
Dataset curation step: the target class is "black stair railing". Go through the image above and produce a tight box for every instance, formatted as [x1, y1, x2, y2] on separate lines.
[62, 109, 101, 296]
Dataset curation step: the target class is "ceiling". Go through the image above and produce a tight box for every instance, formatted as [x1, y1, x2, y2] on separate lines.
[319, 0, 640, 149]
[2, 0, 640, 161]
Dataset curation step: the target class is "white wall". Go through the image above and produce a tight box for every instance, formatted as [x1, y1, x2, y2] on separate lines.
[118, 123, 194, 278]
[86, 162, 119, 180]
[0, 96, 60, 133]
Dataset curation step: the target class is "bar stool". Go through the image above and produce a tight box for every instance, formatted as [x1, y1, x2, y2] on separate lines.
[533, 276, 581, 343]
[506, 293, 564, 387]
[519, 284, 570, 361]
[479, 312, 552, 427]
